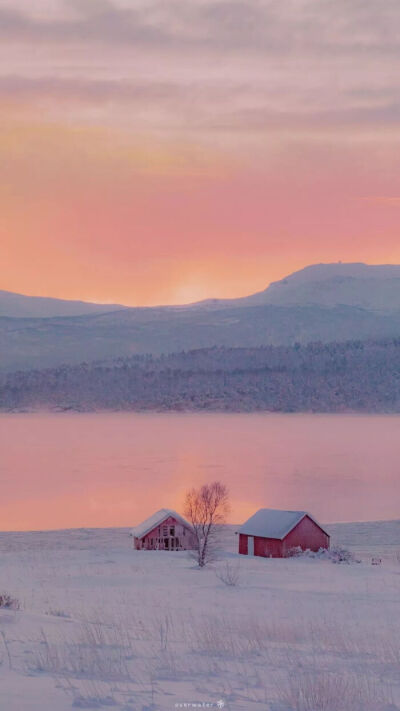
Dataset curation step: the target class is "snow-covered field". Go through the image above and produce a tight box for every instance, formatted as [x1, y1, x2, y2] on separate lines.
[1, 522, 400, 711]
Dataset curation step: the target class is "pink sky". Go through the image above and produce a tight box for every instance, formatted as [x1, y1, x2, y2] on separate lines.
[1, 0, 400, 305]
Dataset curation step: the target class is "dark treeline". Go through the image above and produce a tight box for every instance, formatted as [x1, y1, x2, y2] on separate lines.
[2, 339, 400, 413]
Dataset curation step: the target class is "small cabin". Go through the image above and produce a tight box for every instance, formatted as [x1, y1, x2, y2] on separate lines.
[131, 508, 196, 551]
[238, 508, 330, 558]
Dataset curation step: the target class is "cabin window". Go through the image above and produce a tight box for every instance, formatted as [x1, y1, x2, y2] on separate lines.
[162, 525, 168, 536]
[169, 526, 175, 536]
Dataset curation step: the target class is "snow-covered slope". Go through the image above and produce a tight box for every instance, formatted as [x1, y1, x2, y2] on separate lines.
[0, 522, 399, 710]
[3, 303, 400, 373]
[0, 290, 126, 318]
[2, 263, 400, 372]
[245, 262, 400, 311]
[3, 262, 400, 318]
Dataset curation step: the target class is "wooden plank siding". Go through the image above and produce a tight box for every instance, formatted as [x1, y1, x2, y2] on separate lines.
[239, 515, 329, 558]
[134, 515, 196, 551]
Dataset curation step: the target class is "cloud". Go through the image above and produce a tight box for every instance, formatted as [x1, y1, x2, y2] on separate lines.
[1, 1, 400, 146]
[0, 0, 399, 55]
[1, 1, 400, 307]
[0, 3, 166, 46]
[202, 103, 400, 133]
[0, 75, 188, 102]
[2, 74, 400, 139]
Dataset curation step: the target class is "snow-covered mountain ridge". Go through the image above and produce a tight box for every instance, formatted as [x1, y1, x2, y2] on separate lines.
[199, 262, 400, 311]
[3, 262, 400, 317]
[2, 263, 400, 372]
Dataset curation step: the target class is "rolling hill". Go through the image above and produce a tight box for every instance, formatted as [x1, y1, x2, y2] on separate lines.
[195, 262, 400, 311]
[1, 262, 400, 372]
[0, 290, 126, 318]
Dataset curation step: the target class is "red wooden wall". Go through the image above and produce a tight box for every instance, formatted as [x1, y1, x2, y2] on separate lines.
[239, 515, 329, 558]
[282, 515, 329, 555]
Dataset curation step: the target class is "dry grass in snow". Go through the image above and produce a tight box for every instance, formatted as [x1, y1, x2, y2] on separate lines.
[0, 523, 400, 710]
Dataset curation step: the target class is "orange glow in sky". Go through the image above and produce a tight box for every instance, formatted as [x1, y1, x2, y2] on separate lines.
[1, 1, 400, 305]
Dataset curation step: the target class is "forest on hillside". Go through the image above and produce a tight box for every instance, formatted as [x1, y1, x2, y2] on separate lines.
[1, 339, 400, 413]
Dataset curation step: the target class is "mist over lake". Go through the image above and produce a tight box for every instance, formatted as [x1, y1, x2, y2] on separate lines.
[1, 412, 399, 531]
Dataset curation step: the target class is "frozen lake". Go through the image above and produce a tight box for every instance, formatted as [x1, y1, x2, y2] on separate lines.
[1, 412, 399, 530]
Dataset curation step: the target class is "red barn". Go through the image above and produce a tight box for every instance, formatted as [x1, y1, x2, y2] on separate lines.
[131, 508, 196, 551]
[238, 508, 330, 558]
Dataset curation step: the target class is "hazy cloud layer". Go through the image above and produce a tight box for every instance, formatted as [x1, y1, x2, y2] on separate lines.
[1, 0, 400, 54]
[1, 1, 400, 305]
[1, 0, 400, 138]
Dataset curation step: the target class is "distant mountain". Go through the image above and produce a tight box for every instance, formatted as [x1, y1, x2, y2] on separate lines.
[3, 263, 400, 319]
[0, 290, 126, 318]
[257, 262, 400, 311]
[1, 263, 400, 373]
[3, 339, 400, 413]
[195, 263, 400, 311]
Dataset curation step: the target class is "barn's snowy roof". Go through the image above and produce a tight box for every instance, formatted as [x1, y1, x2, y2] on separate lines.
[238, 508, 329, 540]
[131, 509, 193, 539]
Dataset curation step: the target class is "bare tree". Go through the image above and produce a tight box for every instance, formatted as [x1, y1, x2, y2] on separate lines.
[215, 560, 241, 586]
[184, 481, 230, 567]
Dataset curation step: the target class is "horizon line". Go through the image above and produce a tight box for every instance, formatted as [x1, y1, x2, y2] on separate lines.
[2, 259, 398, 310]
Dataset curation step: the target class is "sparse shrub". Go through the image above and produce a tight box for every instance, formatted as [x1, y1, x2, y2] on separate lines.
[46, 608, 70, 618]
[215, 560, 241, 586]
[371, 556, 382, 565]
[287, 546, 303, 557]
[287, 546, 360, 564]
[328, 545, 359, 564]
[0, 593, 20, 610]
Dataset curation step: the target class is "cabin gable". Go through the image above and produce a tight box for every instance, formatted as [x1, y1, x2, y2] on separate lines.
[282, 514, 330, 555]
[133, 514, 196, 551]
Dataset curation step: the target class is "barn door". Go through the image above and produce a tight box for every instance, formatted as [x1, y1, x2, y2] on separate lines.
[248, 536, 254, 556]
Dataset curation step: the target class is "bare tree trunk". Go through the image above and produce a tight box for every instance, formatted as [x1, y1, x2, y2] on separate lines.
[184, 482, 230, 568]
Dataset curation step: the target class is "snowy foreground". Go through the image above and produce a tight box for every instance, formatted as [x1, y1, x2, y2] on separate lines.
[1, 523, 400, 711]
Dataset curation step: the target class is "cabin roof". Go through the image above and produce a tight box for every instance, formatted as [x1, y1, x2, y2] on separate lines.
[131, 508, 193, 539]
[238, 508, 329, 540]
